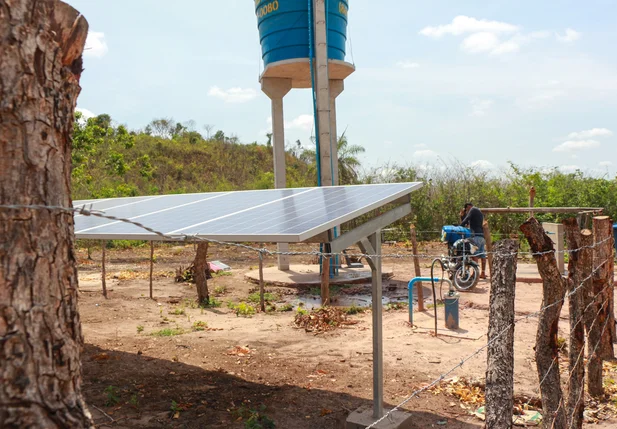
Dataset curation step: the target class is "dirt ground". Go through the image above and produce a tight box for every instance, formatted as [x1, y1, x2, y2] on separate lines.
[76, 241, 617, 428]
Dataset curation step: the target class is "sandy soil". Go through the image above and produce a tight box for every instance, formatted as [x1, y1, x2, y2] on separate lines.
[76, 242, 617, 428]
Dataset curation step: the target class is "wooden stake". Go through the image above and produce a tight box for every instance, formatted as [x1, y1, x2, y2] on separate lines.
[529, 186, 536, 218]
[410, 224, 424, 311]
[563, 218, 585, 429]
[259, 252, 265, 312]
[482, 220, 494, 277]
[485, 239, 518, 429]
[193, 242, 210, 305]
[592, 216, 615, 360]
[101, 240, 107, 299]
[520, 217, 567, 429]
[321, 255, 330, 306]
[581, 229, 603, 397]
[149, 241, 154, 299]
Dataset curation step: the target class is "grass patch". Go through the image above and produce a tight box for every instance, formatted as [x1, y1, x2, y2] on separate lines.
[278, 303, 293, 312]
[150, 327, 184, 337]
[228, 301, 256, 317]
[214, 285, 228, 295]
[169, 307, 185, 316]
[136, 325, 144, 334]
[385, 302, 408, 311]
[342, 304, 366, 315]
[212, 271, 232, 278]
[192, 321, 208, 331]
[201, 297, 222, 308]
[427, 301, 445, 309]
[247, 292, 280, 303]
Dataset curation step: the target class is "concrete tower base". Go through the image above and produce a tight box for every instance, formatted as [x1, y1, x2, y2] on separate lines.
[346, 406, 414, 429]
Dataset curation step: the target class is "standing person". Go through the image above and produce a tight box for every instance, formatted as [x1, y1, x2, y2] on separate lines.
[460, 202, 487, 279]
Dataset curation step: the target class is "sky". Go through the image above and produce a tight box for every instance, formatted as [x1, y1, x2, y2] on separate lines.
[67, 0, 617, 178]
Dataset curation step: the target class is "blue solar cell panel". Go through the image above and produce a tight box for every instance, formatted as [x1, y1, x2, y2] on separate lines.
[73, 183, 422, 242]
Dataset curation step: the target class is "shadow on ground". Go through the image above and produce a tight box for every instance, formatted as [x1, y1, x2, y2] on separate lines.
[82, 344, 480, 429]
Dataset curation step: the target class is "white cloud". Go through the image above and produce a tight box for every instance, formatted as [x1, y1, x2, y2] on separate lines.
[490, 40, 521, 55]
[414, 143, 427, 149]
[461, 32, 500, 53]
[285, 114, 314, 131]
[420, 15, 518, 38]
[552, 140, 601, 153]
[567, 128, 613, 139]
[84, 32, 108, 58]
[76, 107, 95, 120]
[470, 99, 493, 116]
[384, 141, 393, 147]
[518, 89, 566, 109]
[557, 28, 581, 43]
[396, 60, 420, 69]
[414, 149, 439, 158]
[208, 86, 257, 103]
[599, 161, 613, 167]
[264, 114, 314, 132]
[471, 160, 494, 169]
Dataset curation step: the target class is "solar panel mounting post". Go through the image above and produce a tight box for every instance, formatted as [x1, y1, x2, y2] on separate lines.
[358, 231, 384, 419]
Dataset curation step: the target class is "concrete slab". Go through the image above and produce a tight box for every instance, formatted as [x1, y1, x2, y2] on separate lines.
[244, 264, 394, 287]
[346, 406, 414, 429]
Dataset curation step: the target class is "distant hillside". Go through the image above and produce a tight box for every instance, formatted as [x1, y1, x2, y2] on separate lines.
[71, 114, 315, 200]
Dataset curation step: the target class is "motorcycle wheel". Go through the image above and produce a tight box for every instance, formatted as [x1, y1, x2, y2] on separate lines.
[453, 263, 479, 291]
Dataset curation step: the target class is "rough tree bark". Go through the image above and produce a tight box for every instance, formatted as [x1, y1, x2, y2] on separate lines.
[0, 1, 92, 427]
[485, 239, 518, 429]
[193, 242, 210, 305]
[520, 217, 567, 429]
[410, 224, 424, 311]
[581, 229, 603, 397]
[592, 216, 614, 360]
[563, 218, 585, 429]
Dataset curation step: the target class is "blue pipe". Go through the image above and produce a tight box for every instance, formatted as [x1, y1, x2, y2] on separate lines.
[407, 277, 440, 325]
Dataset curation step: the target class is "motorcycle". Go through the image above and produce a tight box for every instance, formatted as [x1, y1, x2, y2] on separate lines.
[439, 226, 481, 291]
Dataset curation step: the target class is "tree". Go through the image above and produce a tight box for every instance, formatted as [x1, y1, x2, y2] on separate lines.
[0, 1, 93, 427]
[300, 132, 365, 185]
[337, 131, 365, 185]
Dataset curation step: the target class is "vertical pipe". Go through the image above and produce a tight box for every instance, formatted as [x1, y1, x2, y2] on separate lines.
[321, 254, 330, 305]
[369, 231, 383, 419]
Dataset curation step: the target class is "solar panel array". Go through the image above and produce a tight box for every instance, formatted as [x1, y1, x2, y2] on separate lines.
[73, 182, 422, 242]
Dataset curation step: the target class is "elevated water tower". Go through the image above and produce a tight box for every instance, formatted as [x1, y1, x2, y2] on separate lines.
[255, 0, 355, 270]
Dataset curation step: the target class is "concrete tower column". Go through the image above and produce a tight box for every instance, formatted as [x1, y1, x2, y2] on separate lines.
[329, 79, 344, 186]
[261, 77, 292, 270]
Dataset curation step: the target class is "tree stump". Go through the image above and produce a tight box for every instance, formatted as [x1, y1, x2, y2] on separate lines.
[520, 217, 567, 429]
[0, 1, 93, 427]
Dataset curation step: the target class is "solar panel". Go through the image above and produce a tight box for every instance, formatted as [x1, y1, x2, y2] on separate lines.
[73, 182, 423, 242]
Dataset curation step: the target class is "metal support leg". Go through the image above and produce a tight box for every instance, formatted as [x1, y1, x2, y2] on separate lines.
[369, 231, 383, 419]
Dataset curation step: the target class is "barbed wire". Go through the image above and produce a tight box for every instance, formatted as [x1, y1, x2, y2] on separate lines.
[366, 257, 613, 428]
[0, 204, 612, 261]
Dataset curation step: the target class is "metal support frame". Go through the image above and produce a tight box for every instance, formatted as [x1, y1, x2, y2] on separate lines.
[358, 231, 384, 419]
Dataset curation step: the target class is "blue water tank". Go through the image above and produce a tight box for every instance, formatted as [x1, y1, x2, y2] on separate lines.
[255, 0, 348, 67]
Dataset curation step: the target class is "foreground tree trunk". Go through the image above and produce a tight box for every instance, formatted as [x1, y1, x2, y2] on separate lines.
[592, 216, 615, 360]
[0, 1, 92, 427]
[563, 218, 585, 429]
[485, 239, 518, 429]
[520, 217, 567, 429]
[193, 242, 210, 305]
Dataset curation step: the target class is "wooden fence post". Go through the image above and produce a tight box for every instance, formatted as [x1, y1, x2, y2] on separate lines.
[593, 216, 615, 360]
[410, 224, 424, 311]
[520, 217, 567, 429]
[485, 239, 518, 429]
[563, 218, 585, 429]
[258, 252, 266, 312]
[101, 240, 107, 299]
[321, 255, 330, 306]
[482, 220, 494, 277]
[194, 242, 210, 305]
[149, 241, 154, 299]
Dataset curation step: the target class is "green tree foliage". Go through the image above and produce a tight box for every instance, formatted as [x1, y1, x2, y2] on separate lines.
[71, 113, 315, 199]
[299, 132, 365, 185]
